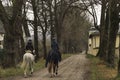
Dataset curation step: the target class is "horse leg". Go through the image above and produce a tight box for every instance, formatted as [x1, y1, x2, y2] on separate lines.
[48, 62, 52, 77]
[24, 63, 28, 78]
[53, 63, 56, 76]
[51, 62, 56, 77]
[55, 63, 58, 75]
[24, 68, 27, 77]
[31, 68, 33, 74]
[30, 62, 34, 75]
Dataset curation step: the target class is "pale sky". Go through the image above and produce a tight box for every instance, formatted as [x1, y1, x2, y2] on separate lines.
[95, 5, 101, 25]
[2, 0, 101, 25]
[87, 4, 101, 25]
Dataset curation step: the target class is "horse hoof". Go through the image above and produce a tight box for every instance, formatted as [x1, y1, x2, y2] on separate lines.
[53, 74, 55, 77]
[31, 72, 33, 74]
[50, 75, 53, 78]
[24, 75, 27, 78]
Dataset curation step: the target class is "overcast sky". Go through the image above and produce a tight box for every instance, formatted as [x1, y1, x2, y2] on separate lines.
[95, 5, 101, 25]
[2, 0, 101, 26]
[88, 4, 101, 25]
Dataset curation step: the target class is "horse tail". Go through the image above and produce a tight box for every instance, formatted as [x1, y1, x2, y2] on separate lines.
[21, 55, 26, 69]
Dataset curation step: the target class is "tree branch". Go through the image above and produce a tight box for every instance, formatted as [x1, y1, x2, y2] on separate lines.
[0, 0, 9, 32]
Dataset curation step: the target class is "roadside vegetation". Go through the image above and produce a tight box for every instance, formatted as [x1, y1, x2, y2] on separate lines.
[87, 54, 118, 80]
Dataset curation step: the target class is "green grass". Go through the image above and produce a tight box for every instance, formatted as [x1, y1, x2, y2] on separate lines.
[0, 53, 72, 78]
[86, 54, 102, 80]
[0, 58, 46, 78]
[114, 74, 120, 80]
[87, 54, 117, 80]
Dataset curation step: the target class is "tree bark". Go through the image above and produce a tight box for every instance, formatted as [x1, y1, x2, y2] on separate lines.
[0, 0, 24, 68]
[118, 2, 120, 75]
[107, 0, 119, 67]
[42, 32, 47, 59]
[31, 0, 39, 61]
[97, 0, 107, 60]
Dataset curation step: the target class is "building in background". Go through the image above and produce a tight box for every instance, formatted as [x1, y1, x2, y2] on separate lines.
[88, 27, 120, 56]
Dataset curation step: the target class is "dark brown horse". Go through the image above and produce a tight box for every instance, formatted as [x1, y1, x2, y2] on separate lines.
[45, 49, 61, 77]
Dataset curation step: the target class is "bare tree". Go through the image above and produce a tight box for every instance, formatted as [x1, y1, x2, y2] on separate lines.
[62, 7, 91, 53]
[31, 0, 39, 61]
[23, 1, 31, 37]
[96, 0, 119, 68]
[107, 0, 119, 67]
[37, 0, 50, 59]
[0, 0, 24, 68]
[81, 0, 100, 31]
[96, 0, 107, 60]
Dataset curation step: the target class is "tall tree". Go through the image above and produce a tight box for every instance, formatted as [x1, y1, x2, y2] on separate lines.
[37, 0, 49, 59]
[107, 0, 119, 67]
[62, 7, 91, 53]
[97, 0, 108, 60]
[31, 0, 39, 61]
[118, 1, 120, 75]
[96, 0, 119, 67]
[0, 0, 24, 68]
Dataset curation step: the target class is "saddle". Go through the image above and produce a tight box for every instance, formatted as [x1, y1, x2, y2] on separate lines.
[45, 49, 61, 67]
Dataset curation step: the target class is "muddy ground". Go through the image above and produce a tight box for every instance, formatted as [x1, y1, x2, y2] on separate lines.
[2, 52, 91, 80]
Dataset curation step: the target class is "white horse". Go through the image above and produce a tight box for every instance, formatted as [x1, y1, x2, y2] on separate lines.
[21, 50, 35, 77]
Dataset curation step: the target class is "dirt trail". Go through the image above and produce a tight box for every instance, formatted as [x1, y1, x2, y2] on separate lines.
[2, 52, 91, 80]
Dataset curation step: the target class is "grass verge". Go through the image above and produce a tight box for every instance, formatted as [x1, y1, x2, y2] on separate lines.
[86, 54, 117, 80]
[0, 53, 72, 78]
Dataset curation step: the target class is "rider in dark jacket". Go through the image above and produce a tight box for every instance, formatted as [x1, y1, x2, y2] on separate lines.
[51, 38, 59, 52]
[25, 39, 34, 55]
[45, 38, 61, 67]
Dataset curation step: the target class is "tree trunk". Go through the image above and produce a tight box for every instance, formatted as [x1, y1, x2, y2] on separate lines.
[107, 0, 119, 67]
[49, 0, 54, 41]
[3, 32, 20, 68]
[34, 24, 39, 61]
[118, 27, 120, 74]
[19, 35, 25, 62]
[42, 32, 47, 59]
[97, 0, 107, 60]
[23, 19, 30, 37]
[56, 0, 64, 52]
[118, 2, 120, 75]
[23, 2, 30, 37]
[0, 0, 24, 68]
[31, 0, 39, 61]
